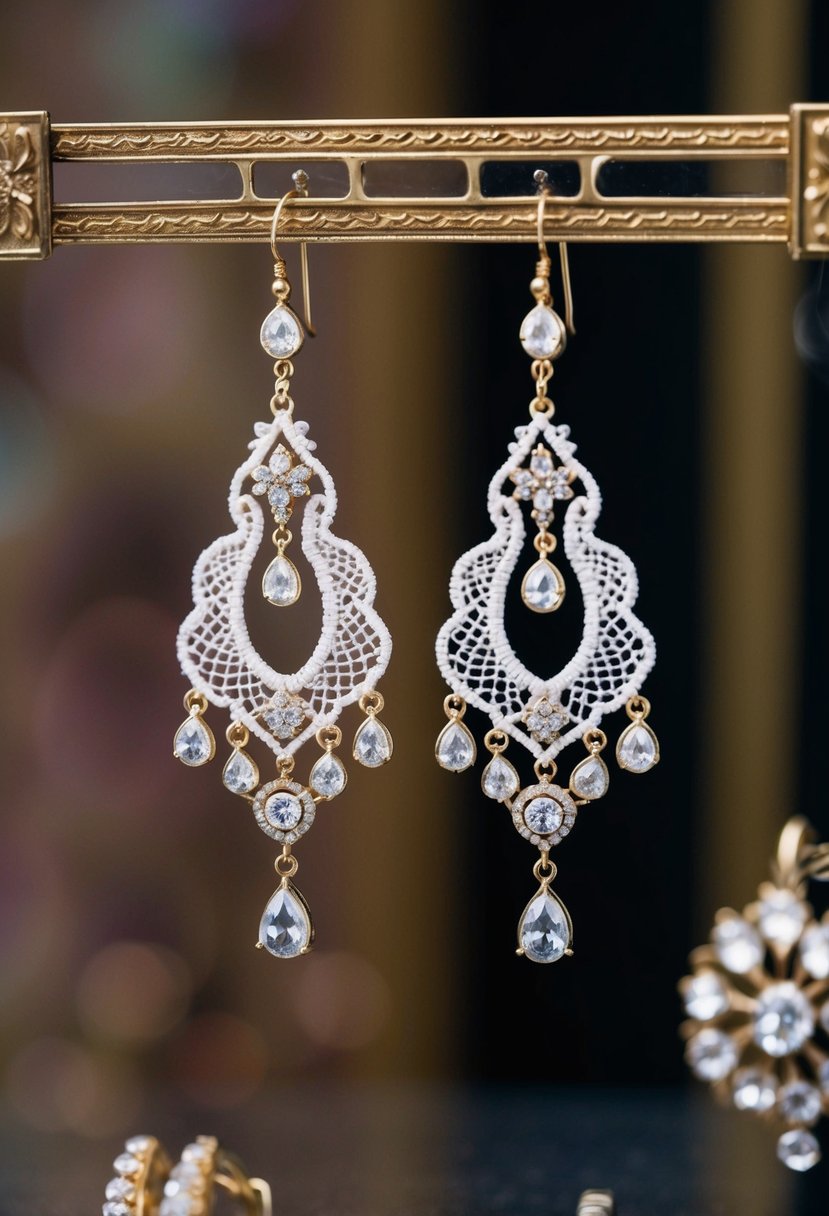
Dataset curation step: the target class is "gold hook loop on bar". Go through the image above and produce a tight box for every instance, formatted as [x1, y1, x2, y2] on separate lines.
[773, 815, 814, 888]
[269, 169, 316, 337]
[534, 170, 575, 336]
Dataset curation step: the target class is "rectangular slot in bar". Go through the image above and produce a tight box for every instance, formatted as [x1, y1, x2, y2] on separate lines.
[253, 160, 350, 199]
[52, 161, 243, 203]
[361, 159, 469, 198]
[595, 158, 787, 199]
[480, 161, 581, 198]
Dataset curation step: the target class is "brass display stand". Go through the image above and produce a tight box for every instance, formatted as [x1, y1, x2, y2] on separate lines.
[2, 107, 829, 259]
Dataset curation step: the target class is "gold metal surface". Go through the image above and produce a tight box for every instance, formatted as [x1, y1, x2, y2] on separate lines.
[0, 111, 51, 259]
[791, 103, 829, 256]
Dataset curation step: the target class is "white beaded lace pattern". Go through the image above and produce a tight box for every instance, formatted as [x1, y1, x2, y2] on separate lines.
[177, 408, 392, 757]
[435, 411, 656, 761]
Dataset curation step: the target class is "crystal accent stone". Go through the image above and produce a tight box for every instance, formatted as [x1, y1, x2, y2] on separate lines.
[264, 792, 303, 831]
[533, 488, 553, 514]
[106, 1178, 136, 1203]
[103, 1204, 131, 1216]
[757, 887, 808, 948]
[173, 715, 214, 766]
[521, 559, 565, 613]
[778, 1080, 822, 1126]
[523, 795, 564, 835]
[481, 755, 520, 802]
[800, 922, 829, 979]
[524, 697, 568, 744]
[262, 554, 301, 606]
[262, 691, 307, 739]
[712, 915, 764, 974]
[113, 1153, 141, 1175]
[353, 717, 393, 767]
[732, 1067, 777, 1112]
[777, 1129, 821, 1172]
[519, 303, 564, 360]
[270, 447, 291, 475]
[753, 981, 814, 1056]
[259, 884, 311, 958]
[682, 970, 729, 1021]
[685, 1028, 738, 1081]
[435, 720, 476, 772]
[518, 888, 571, 963]
[615, 721, 659, 773]
[310, 751, 347, 798]
[260, 305, 303, 358]
[530, 451, 553, 478]
[222, 749, 258, 795]
[125, 1136, 151, 1154]
[160, 1195, 194, 1216]
[569, 753, 609, 800]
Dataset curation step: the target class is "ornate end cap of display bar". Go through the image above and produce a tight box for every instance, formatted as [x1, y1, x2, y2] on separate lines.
[790, 104, 829, 259]
[0, 111, 52, 260]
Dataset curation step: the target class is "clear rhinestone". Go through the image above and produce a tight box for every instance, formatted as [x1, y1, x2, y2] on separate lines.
[682, 970, 729, 1021]
[777, 1129, 821, 1172]
[103, 1204, 131, 1216]
[435, 720, 476, 772]
[262, 554, 301, 606]
[685, 1028, 738, 1081]
[113, 1153, 141, 1175]
[481, 755, 520, 802]
[518, 889, 571, 963]
[533, 488, 553, 513]
[264, 792, 303, 831]
[732, 1067, 777, 1112]
[523, 796, 564, 835]
[310, 752, 347, 798]
[757, 887, 808, 948]
[259, 884, 311, 958]
[616, 721, 659, 773]
[519, 303, 564, 360]
[800, 922, 829, 979]
[753, 981, 814, 1056]
[106, 1178, 136, 1202]
[169, 1162, 203, 1185]
[530, 451, 553, 477]
[712, 916, 764, 974]
[270, 447, 291, 474]
[521, 559, 565, 613]
[160, 1196, 194, 1216]
[569, 754, 609, 800]
[173, 715, 214, 766]
[222, 749, 258, 795]
[353, 717, 393, 767]
[260, 305, 303, 358]
[125, 1136, 151, 1154]
[253, 465, 271, 482]
[268, 485, 290, 509]
[778, 1080, 822, 1126]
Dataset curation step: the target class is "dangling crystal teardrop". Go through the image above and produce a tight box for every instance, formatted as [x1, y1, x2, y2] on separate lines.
[310, 751, 347, 798]
[519, 303, 565, 360]
[616, 721, 660, 773]
[521, 559, 565, 613]
[517, 886, 573, 963]
[570, 753, 609, 800]
[353, 716, 393, 767]
[222, 748, 259, 795]
[481, 754, 520, 801]
[262, 554, 301, 606]
[258, 881, 312, 958]
[260, 305, 303, 358]
[435, 720, 476, 772]
[173, 715, 215, 766]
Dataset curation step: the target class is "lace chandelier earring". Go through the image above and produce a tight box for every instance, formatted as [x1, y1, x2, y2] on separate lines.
[173, 173, 392, 959]
[435, 173, 658, 964]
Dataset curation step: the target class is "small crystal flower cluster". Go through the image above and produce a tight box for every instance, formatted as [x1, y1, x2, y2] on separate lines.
[251, 443, 311, 524]
[681, 878, 829, 1171]
[510, 442, 574, 525]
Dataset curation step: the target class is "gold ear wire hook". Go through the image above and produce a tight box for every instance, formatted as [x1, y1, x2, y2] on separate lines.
[534, 169, 575, 336]
[269, 169, 316, 337]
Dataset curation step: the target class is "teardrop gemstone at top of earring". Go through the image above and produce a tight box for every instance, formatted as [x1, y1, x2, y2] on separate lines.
[520, 303, 565, 360]
[174, 715, 215, 766]
[435, 720, 476, 772]
[521, 559, 565, 613]
[260, 305, 304, 358]
[353, 716, 393, 768]
[262, 554, 301, 606]
[616, 720, 660, 773]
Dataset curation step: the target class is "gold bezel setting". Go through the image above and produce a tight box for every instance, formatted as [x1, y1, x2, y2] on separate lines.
[252, 779, 316, 844]
[511, 782, 577, 849]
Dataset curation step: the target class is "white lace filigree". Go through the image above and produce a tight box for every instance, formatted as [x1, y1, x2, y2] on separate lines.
[177, 408, 392, 757]
[435, 411, 655, 762]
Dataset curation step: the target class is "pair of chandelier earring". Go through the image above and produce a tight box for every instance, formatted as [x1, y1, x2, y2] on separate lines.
[173, 170, 659, 964]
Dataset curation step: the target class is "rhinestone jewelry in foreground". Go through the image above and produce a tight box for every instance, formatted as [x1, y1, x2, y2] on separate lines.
[681, 816, 829, 1171]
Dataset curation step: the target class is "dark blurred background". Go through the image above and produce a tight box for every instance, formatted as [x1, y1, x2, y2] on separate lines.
[0, 0, 828, 1211]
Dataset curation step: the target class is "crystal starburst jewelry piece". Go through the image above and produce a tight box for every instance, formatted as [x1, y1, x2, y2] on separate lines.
[174, 175, 392, 956]
[435, 180, 658, 962]
[681, 817, 829, 1171]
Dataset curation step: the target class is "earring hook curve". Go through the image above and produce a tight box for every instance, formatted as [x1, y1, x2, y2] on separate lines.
[269, 169, 316, 337]
[534, 169, 575, 336]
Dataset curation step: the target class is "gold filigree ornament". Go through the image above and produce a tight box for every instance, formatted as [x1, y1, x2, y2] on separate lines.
[0, 122, 37, 242]
[681, 816, 829, 1172]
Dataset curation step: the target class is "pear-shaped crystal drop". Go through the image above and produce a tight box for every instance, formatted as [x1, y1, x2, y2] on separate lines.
[482, 754, 520, 801]
[222, 748, 259, 795]
[435, 720, 476, 772]
[258, 882, 312, 958]
[518, 888, 572, 963]
[616, 721, 659, 773]
[521, 559, 565, 613]
[353, 717, 393, 767]
[519, 303, 565, 360]
[260, 305, 303, 358]
[310, 751, 347, 799]
[173, 715, 214, 766]
[262, 554, 301, 606]
[570, 753, 609, 800]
